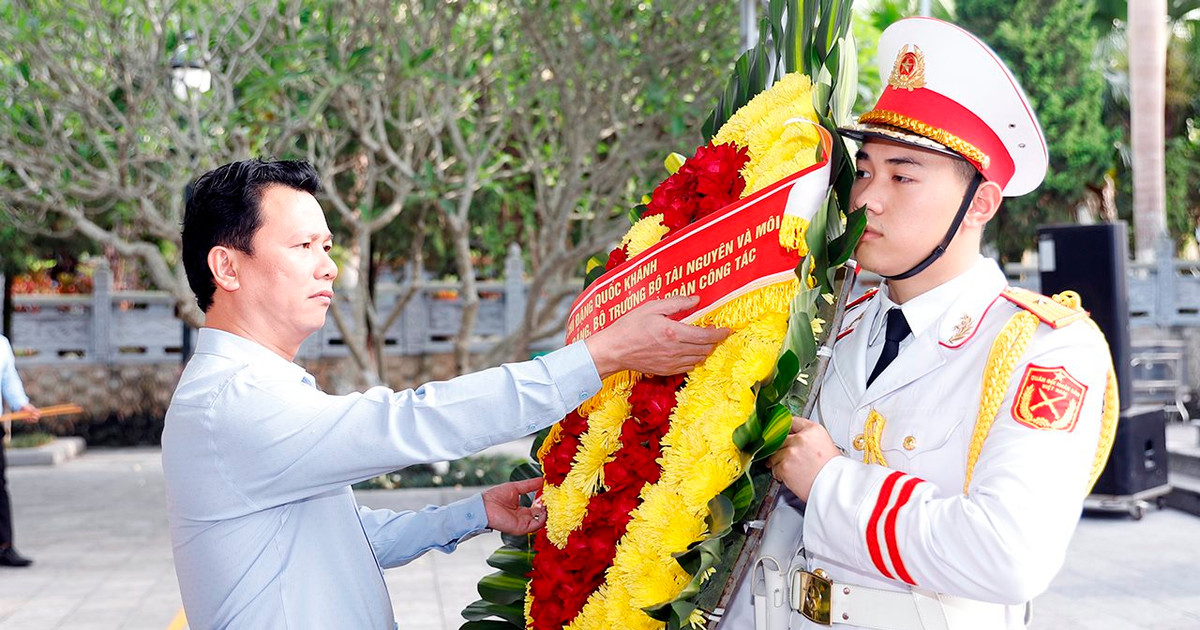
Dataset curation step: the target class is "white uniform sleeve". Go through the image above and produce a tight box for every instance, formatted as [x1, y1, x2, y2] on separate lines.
[804, 322, 1111, 604]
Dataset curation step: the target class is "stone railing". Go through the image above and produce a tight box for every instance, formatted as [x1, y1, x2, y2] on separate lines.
[12, 252, 1200, 367]
[10, 245, 569, 366]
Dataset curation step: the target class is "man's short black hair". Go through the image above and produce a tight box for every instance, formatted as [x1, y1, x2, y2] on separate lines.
[952, 156, 980, 186]
[182, 159, 322, 312]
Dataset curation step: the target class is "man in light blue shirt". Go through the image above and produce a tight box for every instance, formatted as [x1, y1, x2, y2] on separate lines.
[0, 334, 39, 567]
[163, 159, 726, 629]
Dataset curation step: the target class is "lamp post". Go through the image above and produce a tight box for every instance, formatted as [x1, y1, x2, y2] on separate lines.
[170, 32, 211, 101]
[170, 31, 211, 364]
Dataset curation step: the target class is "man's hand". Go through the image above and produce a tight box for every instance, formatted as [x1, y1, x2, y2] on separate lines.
[482, 477, 548, 535]
[18, 404, 39, 422]
[585, 296, 730, 378]
[766, 417, 841, 502]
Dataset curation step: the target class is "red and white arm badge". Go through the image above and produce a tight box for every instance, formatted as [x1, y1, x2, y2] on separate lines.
[1010, 364, 1088, 432]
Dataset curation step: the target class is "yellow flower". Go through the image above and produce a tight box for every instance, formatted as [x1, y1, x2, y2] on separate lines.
[712, 73, 821, 197]
[622, 215, 671, 259]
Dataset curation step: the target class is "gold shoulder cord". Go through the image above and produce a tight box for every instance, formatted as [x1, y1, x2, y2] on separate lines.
[963, 291, 1120, 495]
[863, 410, 889, 466]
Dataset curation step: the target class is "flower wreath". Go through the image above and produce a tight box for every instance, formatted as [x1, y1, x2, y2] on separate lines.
[464, 3, 859, 629]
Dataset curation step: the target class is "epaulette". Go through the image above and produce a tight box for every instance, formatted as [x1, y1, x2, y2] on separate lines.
[846, 288, 878, 311]
[1000, 287, 1089, 329]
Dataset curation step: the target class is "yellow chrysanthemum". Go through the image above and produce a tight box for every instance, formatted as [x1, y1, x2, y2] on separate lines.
[712, 72, 821, 197]
[543, 373, 638, 546]
[622, 215, 671, 259]
[568, 281, 793, 627]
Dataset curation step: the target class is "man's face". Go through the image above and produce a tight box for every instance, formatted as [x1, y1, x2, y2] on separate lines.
[849, 139, 972, 277]
[237, 185, 337, 340]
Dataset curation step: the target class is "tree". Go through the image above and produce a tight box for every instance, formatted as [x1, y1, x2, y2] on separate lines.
[0, 1, 741, 387]
[482, 1, 740, 365]
[956, 0, 1116, 262]
[1128, 0, 1170, 260]
[1094, 0, 1200, 254]
[0, 1, 276, 327]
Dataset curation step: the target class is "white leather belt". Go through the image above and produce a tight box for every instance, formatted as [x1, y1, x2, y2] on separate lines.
[791, 569, 944, 630]
[790, 569, 1014, 630]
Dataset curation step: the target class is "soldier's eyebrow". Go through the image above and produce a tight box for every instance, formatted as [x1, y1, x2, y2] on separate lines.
[856, 149, 925, 168]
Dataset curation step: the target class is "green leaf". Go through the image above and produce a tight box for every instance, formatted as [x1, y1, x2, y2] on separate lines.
[508, 462, 540, 483]
[487, 547, 535, 575]
[478, 571, 528, 605]
[583, 256, 608, 289]
[461, 600, 525, 626]
[732, 410, 764, 453]
[460, 621, 523, 630]
[529, 428, 551, 463]
[829, 205, 867, 267]
[801, 0, 818, 74]
[500, 531, 533, 550]
[758, 404, 794, 459]
[706, 494, 735, 539]
[724, 472, 756, 521]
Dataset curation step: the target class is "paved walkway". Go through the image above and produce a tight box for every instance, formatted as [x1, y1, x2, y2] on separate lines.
[0, 447, 1198, 629]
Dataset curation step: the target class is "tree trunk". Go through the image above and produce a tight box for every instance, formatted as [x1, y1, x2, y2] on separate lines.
[1130, 0, 1169, 260]
[448, 213, 480, 375]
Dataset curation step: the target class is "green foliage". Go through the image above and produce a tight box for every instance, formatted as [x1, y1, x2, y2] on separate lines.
[957, 0, 1116, 261]
[353, 455, 527, 491]
[8, 432, 55, 449]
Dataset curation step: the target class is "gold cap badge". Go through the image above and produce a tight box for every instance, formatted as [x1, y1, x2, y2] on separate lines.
[888, 44, 926, 91]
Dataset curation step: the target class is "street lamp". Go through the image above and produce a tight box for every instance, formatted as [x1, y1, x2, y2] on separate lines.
[170, 32, 211, 101]
[169, 31, 210, 363]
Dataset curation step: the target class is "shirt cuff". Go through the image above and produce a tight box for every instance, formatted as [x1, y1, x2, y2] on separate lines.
[445, 493, 491, 542]
[538, 341, 603, 410]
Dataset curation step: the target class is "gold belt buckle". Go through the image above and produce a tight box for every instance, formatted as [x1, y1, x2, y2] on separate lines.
[793, 569, 833, 625]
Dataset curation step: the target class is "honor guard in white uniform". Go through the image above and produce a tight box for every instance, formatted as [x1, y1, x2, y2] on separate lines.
[720, 18, 1119, 630]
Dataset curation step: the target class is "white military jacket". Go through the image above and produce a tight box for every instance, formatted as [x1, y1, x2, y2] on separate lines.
[726, 257, 1114, 630]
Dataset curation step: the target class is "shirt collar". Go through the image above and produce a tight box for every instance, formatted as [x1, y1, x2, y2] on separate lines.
[193, 328, 316, 386]
[869, 255, 991, 345]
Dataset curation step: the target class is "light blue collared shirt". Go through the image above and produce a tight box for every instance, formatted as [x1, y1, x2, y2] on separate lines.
[0, 335, 30, 411]
[162, 328, 601, 629]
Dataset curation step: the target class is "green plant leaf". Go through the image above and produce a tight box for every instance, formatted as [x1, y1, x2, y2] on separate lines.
[732, 409, 764, 453]
[487, 547, 534, 575]
[461, 600, 524, 626]
[478, 571, 528, 605]
[724, 472, 756, 521]
[460, 621, 523, 630]
[829, 205, 867, 267]
[758, 404, 794, 459]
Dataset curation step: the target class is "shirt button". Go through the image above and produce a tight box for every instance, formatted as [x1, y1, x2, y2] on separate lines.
[903, 436, 917, 451]
[527, 423, 536, 431]
[466, 512, 474, 519]
[578, 392, 590, 401]
[852, 434, 865, 451]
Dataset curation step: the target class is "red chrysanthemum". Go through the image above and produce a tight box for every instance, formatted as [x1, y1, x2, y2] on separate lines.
[643, 142, 749, 233]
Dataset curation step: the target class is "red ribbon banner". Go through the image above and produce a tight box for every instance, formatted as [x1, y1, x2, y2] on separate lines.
[565, 139, 832, 345]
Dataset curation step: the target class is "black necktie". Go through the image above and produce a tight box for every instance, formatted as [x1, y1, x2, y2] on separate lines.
[867, 308, 911, 387]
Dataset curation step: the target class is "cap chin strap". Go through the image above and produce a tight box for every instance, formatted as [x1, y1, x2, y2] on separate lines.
[881, 171, 984, 281]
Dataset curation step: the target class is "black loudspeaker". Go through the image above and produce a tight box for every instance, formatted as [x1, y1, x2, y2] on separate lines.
[1090, 406, 1169, 496]
[1037, 223, 1133, 410]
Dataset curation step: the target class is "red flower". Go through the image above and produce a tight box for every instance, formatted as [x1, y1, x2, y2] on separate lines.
[642, 142, 749, 234]
[604, 246, 628, 271]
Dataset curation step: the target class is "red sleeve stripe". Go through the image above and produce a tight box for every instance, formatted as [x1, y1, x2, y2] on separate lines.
[865, 471, 905, 580]
[883, 476, 924, 585]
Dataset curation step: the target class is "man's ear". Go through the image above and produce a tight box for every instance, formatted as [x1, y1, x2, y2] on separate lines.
[208, 246, 240, 293]
[963, 181, 1003, 229]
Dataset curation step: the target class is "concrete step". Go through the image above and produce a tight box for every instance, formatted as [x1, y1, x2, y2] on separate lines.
[1165, 423, 1200, 516]
[6, 436, 86, 466]
[1167, 472, 1200, 516]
